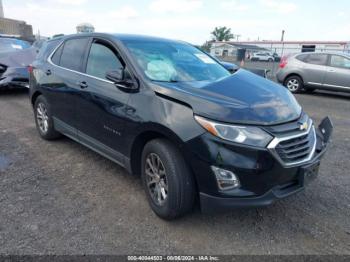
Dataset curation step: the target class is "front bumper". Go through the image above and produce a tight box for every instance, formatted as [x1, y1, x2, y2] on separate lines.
[200, 150, 326, 213]
[185, 116, 333, 213]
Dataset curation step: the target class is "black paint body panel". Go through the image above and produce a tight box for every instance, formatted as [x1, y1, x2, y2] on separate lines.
[29, 33, 332, 212]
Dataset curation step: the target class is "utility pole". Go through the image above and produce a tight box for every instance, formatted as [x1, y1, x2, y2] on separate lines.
[0, 0, 4, 18]
[235, 34, 241, 42]
[281, 30, 285, 57]
[281, 30, 285, 42]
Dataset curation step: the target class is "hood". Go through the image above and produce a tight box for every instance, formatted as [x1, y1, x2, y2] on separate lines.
[0, 47, 37, 67]
[150, 69, 302, 125]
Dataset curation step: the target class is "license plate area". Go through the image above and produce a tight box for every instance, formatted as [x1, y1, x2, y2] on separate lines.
[300, 161, 320, 186]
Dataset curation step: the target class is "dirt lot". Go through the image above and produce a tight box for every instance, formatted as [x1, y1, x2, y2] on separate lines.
[0, 89, 349, 255]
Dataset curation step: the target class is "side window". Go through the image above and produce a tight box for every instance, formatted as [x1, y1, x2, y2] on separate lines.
[60, 38, 89, 72]
[51, 43, 64, 65]
[86, 41, 123, 79]
[305, 54, 328, 66]
[38, 40, 60, 61]
[330, 55, 350, 69]
[296, 54, 309, 62]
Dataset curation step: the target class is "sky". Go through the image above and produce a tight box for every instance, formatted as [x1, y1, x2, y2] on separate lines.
[3, 0, 350, 44]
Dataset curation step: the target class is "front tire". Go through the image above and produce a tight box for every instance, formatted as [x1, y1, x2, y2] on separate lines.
[284, 75, 303, 93]
[34, 95, 61, 140]
[141, 139, 195, 220]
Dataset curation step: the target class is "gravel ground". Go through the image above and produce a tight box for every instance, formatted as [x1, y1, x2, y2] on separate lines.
[0, 89, 349, 255]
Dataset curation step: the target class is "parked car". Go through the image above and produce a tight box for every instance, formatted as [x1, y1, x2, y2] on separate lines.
[251, 52, 275, 62]
[29, 33, 333, 219]
[277, 52, 350, 93]
[272, 53, 281, 62]
[0, 38, 36, 89]
[206, 53, 269, 77]
[204, 52, 239, 73]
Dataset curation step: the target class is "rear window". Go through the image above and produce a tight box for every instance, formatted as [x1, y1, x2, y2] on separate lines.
[296, 54, 309, 62]
[51, 44, 63, 65]
[304, 54, 328, 66]
[37, 39, 61, 61]
[0, 38, 31, 53]
[59, 38, 89, 72]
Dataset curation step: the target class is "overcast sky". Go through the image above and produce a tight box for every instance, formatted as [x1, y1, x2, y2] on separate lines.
[3, 0, 350, 44]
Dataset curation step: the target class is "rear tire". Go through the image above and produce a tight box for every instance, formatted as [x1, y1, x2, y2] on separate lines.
[34, 95, 61, 140]
[141, 139, 195, 220]
[284, 75, 303, 93]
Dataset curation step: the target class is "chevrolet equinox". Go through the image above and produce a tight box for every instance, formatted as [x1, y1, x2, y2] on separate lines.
[29, 33, 333, 219]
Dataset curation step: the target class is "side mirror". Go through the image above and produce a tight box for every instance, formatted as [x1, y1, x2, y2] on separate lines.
[106, 69, 138, 92]
[106, 68, 124, 82]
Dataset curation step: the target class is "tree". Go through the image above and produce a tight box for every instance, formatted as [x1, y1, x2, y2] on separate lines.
[211, 26, 234, 41]
[200, 41, 212, 52]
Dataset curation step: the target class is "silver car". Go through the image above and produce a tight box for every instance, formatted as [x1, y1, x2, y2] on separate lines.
[276, 52, 350, 93]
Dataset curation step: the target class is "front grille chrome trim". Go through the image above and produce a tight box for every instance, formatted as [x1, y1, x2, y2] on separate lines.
[267, 121, 317, 167]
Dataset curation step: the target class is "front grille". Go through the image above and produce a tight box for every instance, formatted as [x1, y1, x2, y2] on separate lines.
[275, 129, 316, 164]
[267, 117, 317, 167]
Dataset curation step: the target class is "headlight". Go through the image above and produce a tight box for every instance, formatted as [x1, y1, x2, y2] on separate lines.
[194, 115, 273, 147]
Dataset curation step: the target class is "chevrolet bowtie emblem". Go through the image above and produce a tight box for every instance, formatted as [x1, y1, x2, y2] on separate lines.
[299, 122, 308, 131]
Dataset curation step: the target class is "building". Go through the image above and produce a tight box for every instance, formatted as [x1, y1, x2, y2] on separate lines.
[0, 17, 34, 41]
[0, 0, 34, 42]
[210, 42, 266, 59]
[211, 40, 350, 58]
[76, 23, 95, 33]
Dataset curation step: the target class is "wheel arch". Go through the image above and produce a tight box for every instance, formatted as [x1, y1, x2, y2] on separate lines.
[128, 124, 187, 177]
[283, 73, 304, 85]
[31, 91, 43, 107]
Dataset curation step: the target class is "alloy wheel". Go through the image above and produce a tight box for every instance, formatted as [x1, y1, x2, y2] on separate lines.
[36, 102, 49, 134]
[287, 79, 299, 92]
[145, 153, 168, 206]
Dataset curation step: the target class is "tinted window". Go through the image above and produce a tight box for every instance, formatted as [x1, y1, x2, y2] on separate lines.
[296, 54, 309, 62]
[60, 38, 89, 71]
[51, 43, 63, 65]
[305, 54, 328, 66]
[38, 39, 61, 61]
[86, 42, 123, 79]
[330, 55, 350, 69]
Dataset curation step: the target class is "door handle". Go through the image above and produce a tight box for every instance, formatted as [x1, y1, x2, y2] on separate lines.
[327, 69, 336, 72]
[45, 69, 52, 76]
[77, 81, 88, 89]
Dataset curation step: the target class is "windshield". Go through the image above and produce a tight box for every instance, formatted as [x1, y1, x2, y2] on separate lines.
[0, 38, 31, 53]
[123, 40, 231, 82]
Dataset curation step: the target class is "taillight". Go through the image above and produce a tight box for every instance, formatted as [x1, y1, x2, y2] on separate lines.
[279, 56, 288, 68]
[28, 65, 33, 73]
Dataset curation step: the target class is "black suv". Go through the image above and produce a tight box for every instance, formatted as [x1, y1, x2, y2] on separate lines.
[29, 33, 333, 219]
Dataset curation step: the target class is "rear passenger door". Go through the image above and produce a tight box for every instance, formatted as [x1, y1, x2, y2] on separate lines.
[47, 37, 91, 134]
[302, 53, 328, 87]
[76, 38, 131, 161]
[323, 55, 350, 90]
